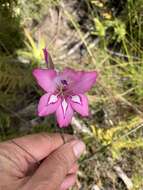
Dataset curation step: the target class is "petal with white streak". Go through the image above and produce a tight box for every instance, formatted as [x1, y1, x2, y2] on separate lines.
[71, 95, 81, 104]
[38, 93, 60, 116]
[56, 100, 73, 128]
[61, 99, 68, 116]
[48, 94, 58, 104]
[70, 94, 89, 116]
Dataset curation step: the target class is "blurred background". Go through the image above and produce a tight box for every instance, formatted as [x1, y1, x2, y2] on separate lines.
[0, 0, 143, 189]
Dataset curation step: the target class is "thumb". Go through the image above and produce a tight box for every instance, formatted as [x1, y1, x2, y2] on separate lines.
[23, 140, 85, 190]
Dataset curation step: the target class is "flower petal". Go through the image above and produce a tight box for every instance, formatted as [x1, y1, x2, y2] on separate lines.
[38, 93, 60, 116]
[48, 94, 58, 104]
[61, 99, 68, 116]
[63, 68, 97, 94]
[70, 94, 89, 116]
[71, 95, 81, 104]
[33, 69, 57, 93]
[56, 99, 74, 128]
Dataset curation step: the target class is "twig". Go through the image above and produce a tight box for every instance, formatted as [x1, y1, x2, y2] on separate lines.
[18, 103, 36, 116]
[106, 49, 140, 61]
[116, 95, 143, 118]
[114, 166, 133, 190]
[118, 122, 143, 139]
[67, 32, 90, 56]
[49, 8, 62, 45]
[72, 117, 92, 135]
[0, 104, 31, 126]
[91, 185, 102, 190]
[82, 144, 110, 163]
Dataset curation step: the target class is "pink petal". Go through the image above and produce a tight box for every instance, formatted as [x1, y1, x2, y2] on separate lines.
[70, 94, 89, 116]
[63, 68, 97, 94]
[56, 99, 74, 128]
[38, 93, 61, 116]
[33, 69, 57, 93]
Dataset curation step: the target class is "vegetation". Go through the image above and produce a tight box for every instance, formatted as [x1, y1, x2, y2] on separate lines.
[0, 0, 143, 189]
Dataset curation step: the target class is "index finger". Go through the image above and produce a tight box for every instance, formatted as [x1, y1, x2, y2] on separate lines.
[2, 133, 76, 163]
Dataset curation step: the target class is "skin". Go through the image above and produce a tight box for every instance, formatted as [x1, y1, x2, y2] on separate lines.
[0, 133, 85, 190]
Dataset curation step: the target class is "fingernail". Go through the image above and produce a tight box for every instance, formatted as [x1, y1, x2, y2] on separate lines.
[72, 141, 85, 158]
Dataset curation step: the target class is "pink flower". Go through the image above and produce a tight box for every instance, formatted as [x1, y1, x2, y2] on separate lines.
[33, 68, 97, 127]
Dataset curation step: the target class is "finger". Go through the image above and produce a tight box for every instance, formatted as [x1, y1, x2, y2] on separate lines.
[24, 140, 85, 190]
[68, 163, 78, 174]
[8, 133, 75, 163]
[59, 174, 76, 190]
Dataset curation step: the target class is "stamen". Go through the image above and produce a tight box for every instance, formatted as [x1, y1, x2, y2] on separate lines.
[61, 80, 68, 86]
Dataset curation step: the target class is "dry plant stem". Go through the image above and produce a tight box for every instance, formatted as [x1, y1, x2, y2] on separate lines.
[67, 32, 90, 56]
[0, 104, 30, 126]
[60, 3, 93, 58]
[91, 185, 101, 190]
[60, 130, 66, 144]
[74, 179, 81, 190]
[113, 166, 133, 190]
[49, 9, 62, 45]
[106, 48, 140, 61]
[116, 95, 143, 118]
[92, 80, 143, 119]
[72, 117, 92, 135]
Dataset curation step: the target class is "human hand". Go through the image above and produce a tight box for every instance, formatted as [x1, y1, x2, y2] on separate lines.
[0, 133, 85, 190]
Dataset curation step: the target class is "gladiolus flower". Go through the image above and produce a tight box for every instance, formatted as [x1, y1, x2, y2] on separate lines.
[33, 68, 97, 127]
